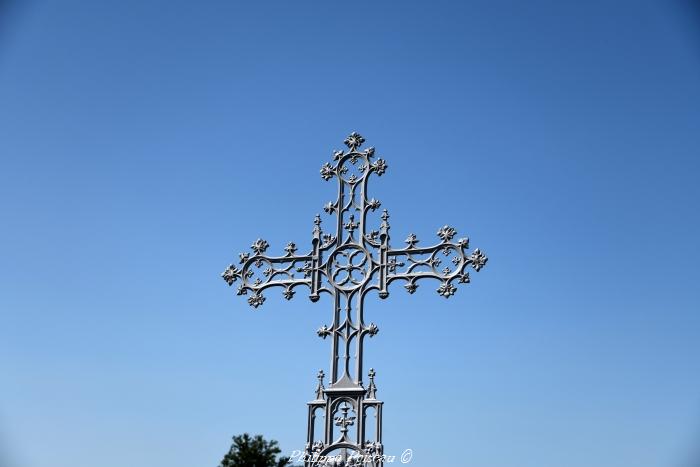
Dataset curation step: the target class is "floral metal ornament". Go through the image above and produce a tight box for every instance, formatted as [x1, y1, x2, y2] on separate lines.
[365, 322, 379, 337]
[247, 293, 265, 308]
[404, 282, 418, 294]
[344, 132, 365, 150]
[320, 163, 335, 181]
[221, 132, 488, 466]
[366, 198, 381, 211]
[317, 325, 332, 339]
[285, 242, 298, 255]
[221, 265, 240, 285]
[283, 287, 295, 300]
[436, 225, 457, 242]
[251, 238, 269, 255]
[437, 282, 457, 298]
[372, 159, 388, 176]
[405, 234, 419, 247]
[469, 248, 488, 272]
[343, 215, 360, 233]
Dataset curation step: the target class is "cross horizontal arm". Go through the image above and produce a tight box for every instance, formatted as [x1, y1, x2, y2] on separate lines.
[222, 239, 315, 308]
[384, 226, 488, 298]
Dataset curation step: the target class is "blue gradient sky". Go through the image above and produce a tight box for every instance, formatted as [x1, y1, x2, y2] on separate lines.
[1, 1, 699, 466]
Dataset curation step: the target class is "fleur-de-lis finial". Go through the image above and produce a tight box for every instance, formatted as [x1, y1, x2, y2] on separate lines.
[320, 162, 334, 181]
[437, 225, 457, 242]
[251, 238, 269, 255]
[247, 292, 265, 308]
[344, 132, 365, 151]
[317, 324, 332, 339]
[282, 287, 295, 300]
[366, 198, 381, 211]
[284, 242, 297, 255]
[366, 322, 379, 337]
[437, 282, 457, 298]
[469, 248, 488, 271]
[221, 264, 240, 285]
[373, 158, 388, 176]
[344, 214, 359, 233]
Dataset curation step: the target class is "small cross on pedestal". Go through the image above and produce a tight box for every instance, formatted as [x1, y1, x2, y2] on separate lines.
[334, 402, 356, 439]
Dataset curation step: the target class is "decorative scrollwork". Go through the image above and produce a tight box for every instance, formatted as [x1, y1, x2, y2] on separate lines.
[321, 234, 336, 248]
[365, 230, 379, 244]
[385, 226, 488, 300]
[224, 248, 315, 307]
[297, 262, 312, 278]
[387, 257, 404, 273]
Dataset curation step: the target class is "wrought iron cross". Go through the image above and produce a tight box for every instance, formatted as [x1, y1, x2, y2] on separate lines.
[222, 132, 487, 466]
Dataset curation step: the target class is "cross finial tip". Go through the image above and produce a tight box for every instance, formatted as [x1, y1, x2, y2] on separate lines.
[344, 132, 365, 150]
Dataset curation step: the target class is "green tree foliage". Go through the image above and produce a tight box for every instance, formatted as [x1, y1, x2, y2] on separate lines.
[219, 433, 291, 467]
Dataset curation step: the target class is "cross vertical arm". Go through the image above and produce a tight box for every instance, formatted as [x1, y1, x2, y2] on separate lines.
[319, 132, 388, 251]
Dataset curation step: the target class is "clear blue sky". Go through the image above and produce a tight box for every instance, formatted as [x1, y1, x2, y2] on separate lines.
[1, 1, 699, 466]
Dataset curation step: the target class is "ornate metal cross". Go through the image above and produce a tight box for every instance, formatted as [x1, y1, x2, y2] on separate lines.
[222, 132, 487, 466]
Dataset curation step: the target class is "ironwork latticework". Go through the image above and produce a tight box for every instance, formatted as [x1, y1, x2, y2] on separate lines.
[222, 132, 488, 466]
